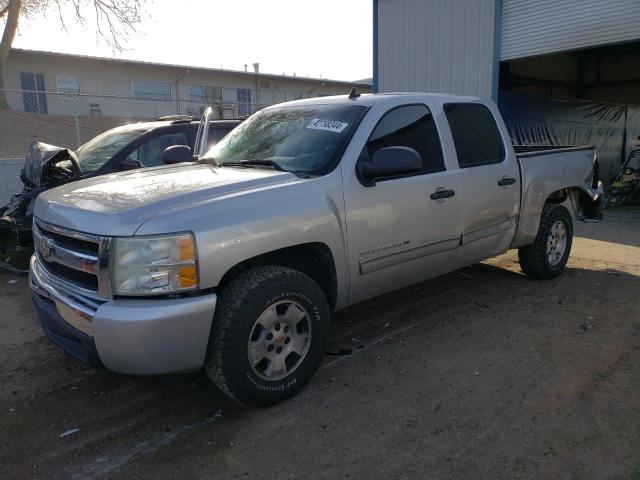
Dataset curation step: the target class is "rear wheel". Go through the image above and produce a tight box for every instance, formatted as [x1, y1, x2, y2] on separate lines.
[205, 265, 330, 407]
[518, 204, 573, 280]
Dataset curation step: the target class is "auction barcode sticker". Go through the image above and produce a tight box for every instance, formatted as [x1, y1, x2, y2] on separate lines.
[306, 118, 349, 133]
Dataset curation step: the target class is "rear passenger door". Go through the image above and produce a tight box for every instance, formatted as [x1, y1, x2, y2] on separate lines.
[443, 102, 520, 263]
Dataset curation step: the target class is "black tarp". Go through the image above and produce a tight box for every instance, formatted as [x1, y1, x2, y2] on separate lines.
[499, 91, 640, 181]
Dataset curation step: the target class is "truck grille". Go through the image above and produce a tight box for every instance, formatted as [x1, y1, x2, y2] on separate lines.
[33, 219, 113, 299]
[40, 258, 99, 290]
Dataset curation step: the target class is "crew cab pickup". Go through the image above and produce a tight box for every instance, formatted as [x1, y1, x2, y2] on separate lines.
[29, 93, 603, 406]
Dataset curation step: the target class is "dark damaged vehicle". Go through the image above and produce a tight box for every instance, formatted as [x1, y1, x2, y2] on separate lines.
[0, 113, 240, 272]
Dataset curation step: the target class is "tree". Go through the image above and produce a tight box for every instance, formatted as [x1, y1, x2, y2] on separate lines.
[0, 0, 142, 109]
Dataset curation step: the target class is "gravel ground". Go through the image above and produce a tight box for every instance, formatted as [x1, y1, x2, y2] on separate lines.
[1, 211, 639, 480]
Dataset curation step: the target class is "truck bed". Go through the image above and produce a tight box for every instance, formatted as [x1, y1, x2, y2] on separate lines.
[514, 145, 595, 157]
[512, 144, 601, 248]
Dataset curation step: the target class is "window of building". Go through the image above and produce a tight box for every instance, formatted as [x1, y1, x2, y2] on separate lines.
[126, 132, 189, 167]
[132, 81, 172, 102]
[20, 72, 47, 113]
[188, 85, 222, 103]
[366, 104, 445, 174]
[237, 88, 252, 115]
[56, 75, 81, 98]
[444, 103, 505, 168]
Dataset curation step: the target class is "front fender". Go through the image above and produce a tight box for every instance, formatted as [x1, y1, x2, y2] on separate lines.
[135, 170, 351, 310]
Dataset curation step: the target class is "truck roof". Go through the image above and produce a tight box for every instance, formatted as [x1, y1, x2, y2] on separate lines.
[103, 118, 242, 134]
[270, 92, 488, 109]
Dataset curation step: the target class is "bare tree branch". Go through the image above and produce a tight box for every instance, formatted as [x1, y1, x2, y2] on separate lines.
[1, 0, 144, 109]
[4, 0, 142, 50]
[55, 1, 68, 31]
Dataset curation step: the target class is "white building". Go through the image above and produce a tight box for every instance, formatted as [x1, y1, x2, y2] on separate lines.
[3, 49, 371, 119]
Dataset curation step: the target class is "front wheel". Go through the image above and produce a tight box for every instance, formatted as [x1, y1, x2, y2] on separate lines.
[518, 204, 573, 280]
[205, 265, 330, 407]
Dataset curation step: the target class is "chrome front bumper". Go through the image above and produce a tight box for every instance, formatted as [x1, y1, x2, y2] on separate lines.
[29, 255, 218, 375]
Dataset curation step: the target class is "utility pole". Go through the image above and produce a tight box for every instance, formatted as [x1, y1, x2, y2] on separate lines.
[253, 63, 260, 113]
[176, 69, 189, 114]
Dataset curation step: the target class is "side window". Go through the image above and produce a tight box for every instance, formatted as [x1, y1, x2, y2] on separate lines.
[444, 103, 505, 168]
[128, 132, 189, 167]
[367, 104, 445, 174]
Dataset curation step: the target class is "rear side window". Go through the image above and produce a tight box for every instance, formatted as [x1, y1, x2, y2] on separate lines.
[368, 104, 445, 173]
[208, 127, 233, 147]
[444, 103, 505, 168]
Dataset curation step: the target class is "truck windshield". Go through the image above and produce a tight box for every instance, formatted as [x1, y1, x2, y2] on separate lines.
[76, 127, 147, 173]
[201, 104, 367, 174]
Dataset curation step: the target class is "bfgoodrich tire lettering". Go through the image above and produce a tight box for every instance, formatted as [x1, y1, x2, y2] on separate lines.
[518, 204, 573, 280]
[205, 265, 330, 407]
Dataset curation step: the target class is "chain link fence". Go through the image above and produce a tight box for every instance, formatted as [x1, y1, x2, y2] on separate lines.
[0, 88, 266, 150]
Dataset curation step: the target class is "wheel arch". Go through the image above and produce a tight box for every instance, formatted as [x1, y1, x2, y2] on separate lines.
[512, 185, 602, 249]
[217, 242, 339, 310]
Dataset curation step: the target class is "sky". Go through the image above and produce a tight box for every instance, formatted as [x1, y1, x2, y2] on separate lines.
[11, 0, 373, 82]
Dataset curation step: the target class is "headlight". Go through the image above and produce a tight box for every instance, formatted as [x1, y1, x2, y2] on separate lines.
[112, 233, 198, 295]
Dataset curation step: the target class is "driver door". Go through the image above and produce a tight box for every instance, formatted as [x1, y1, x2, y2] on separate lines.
[342, 104, 463, 305]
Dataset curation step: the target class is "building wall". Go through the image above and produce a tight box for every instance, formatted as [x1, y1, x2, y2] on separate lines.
[3, 50, 370, 118]
[376, 0, 497, 97]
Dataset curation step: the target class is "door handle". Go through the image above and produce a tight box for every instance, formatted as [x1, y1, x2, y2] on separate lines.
[498, 177, 516, 186]
[430, 189, 455, 200]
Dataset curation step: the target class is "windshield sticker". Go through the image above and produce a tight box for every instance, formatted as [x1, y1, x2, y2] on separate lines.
[306, 118, 349, 133]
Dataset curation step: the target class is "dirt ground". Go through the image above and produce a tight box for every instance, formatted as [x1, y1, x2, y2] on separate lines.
[1, 210, 639, 480]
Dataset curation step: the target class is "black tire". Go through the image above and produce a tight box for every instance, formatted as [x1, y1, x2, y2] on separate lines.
[205, 265, 330, 407]
[518, 204, 573, 280]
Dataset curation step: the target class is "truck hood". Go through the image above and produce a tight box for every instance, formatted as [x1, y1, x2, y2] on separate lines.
[34, 163, 301, 236]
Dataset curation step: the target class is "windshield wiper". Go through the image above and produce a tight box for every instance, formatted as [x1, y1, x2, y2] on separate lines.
[218, 160, 284, 171]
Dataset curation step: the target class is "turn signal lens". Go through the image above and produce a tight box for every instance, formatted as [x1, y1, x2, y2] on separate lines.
[177, 265, 197, 289]
[178, 237, 195, 262]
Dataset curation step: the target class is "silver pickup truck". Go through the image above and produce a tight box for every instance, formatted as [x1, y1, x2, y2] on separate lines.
[29, 93, 602, 406]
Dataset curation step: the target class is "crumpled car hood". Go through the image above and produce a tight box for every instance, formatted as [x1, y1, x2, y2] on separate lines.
[34, 163, 301, 236]
[23, 142, 81, 188]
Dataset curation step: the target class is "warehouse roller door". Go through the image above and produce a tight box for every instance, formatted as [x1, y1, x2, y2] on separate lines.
[500, 0, 640, 61]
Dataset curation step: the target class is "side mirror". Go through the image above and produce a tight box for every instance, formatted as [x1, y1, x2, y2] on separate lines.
[357, 146, 422, 186]
[163, 145, 193, 164]
[117, 158, 142, 171]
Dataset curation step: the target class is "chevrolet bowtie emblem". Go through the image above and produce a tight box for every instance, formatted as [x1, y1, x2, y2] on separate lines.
[41, 238, 56, 261]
